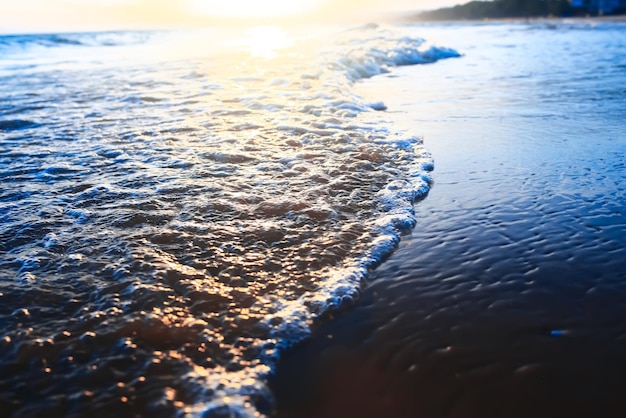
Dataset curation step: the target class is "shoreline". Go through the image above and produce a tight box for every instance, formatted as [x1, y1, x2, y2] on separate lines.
[399, 13, 626, 23]
[270, 21, 626, 418]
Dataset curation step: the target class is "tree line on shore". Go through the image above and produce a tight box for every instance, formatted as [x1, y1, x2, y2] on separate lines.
[415, 0, 624, 20]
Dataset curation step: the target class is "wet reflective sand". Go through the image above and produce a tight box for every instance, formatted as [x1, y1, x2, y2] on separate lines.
[271, 21, 626, 418]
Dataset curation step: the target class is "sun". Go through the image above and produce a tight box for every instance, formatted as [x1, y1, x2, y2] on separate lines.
[187, 0, 324, 20]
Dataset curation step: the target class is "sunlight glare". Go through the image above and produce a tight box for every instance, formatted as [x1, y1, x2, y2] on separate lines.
[188, 0, 322, 19]
[239, 26, 293, 59]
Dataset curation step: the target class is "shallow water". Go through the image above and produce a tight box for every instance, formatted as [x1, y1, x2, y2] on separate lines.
[0, 25, 460, 417]
[272, 20, 626, 418]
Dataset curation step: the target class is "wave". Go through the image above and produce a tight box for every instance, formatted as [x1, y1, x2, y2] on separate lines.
[0, 23, 460, 418]
[0, 31, 154, 56]
[189, 23, 460, 417]
[329, 25, 461, 81]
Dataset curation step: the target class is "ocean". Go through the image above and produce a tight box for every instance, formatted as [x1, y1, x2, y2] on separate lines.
[1, 19, 625, 418]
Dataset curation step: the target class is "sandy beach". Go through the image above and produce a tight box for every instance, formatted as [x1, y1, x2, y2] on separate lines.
[271, 20, 626, 418]
[1, 17, 625, 418]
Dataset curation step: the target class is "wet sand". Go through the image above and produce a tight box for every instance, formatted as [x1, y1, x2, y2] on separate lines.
[270, 22, 626, 418]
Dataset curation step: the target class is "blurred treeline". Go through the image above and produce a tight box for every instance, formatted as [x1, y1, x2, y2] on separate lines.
[415, 0, 597, 20]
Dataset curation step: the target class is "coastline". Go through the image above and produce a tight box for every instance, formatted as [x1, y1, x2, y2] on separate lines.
[2, 19, 625, 418]
[401, 13, 626, 23]
[270, 21, 626, 418]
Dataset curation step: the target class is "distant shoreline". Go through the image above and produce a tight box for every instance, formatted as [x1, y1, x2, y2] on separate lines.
[400, 13, 626, 23]
[401, 0, 626, 24]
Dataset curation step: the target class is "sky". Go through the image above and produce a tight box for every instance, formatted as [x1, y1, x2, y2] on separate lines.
[0, 0, 461, 33]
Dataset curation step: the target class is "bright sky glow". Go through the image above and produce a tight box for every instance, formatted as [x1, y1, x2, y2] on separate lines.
[189, 0, 322, 19]
[0, 0, 461, 34]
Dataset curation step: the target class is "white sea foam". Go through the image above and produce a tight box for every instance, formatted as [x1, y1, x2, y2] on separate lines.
[0, 23, 459, 418]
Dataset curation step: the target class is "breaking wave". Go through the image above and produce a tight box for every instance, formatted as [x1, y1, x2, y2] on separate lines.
[0, 23, 459, 417]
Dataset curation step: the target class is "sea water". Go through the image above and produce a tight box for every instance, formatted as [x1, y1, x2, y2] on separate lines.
[0, 24, 460, 417]
[272, 20, 626, 418]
